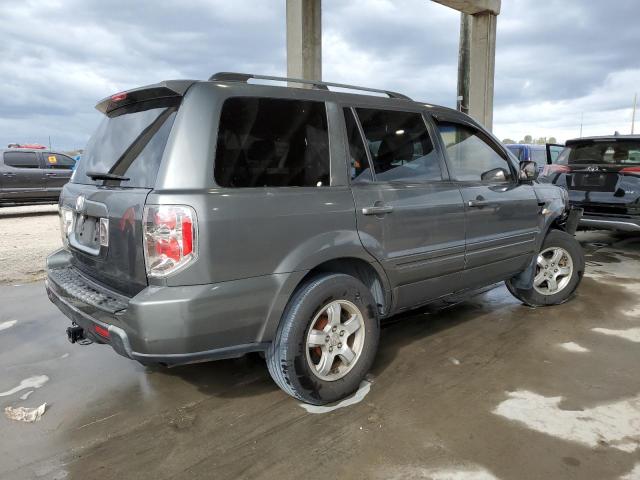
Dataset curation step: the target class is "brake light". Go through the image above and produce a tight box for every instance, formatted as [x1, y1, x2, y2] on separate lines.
[110, 92, 127, 102]
[541, 164, 571, 176]
[621, 166, 640, 175]
[143, 205, 197, 277]
[94, 325, 110, 339]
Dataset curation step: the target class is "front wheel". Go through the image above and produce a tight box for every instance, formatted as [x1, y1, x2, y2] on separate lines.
[266, 273, 379, 405]
[506, 229, 584, 307]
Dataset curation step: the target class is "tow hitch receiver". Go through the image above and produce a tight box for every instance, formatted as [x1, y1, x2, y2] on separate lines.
[66, 324, 91, 345]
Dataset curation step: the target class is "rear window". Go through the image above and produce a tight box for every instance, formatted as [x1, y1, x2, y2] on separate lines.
[559, 141, 640, 166]
[214, 97, 330, 188]
[73, 104, 177, 187]
[4, 151, 39, 169]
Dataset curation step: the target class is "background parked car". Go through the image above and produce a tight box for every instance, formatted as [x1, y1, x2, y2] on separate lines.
[0, 148, 76, 205]
[505, 143, 564, 173]
[538, 134, 640, 232]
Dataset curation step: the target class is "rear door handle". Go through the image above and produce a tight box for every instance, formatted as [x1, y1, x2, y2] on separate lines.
[362, 205, 394, 215]
[46, 173, 57, 177]
[467, 200, 491, 207]
[3, 173, 16, 177]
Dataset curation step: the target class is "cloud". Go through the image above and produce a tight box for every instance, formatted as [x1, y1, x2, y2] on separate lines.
[0, 0, 637, 149]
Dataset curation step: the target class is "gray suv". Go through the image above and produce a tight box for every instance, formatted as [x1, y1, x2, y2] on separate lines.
[46, 73, 584, 404]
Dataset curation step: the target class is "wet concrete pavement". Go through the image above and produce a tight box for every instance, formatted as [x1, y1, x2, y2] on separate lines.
[1, 231, 639, 480]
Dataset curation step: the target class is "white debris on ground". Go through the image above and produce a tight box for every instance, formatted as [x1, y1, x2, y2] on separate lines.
[0, 375, 49, 397]
[449, 357, 461, 365]
[620, 463, 640, 480]
[494, 390, 640, 452]
[299, 380, 371, 414]
[19, 390, 34, 400]
[4, 403, 47, 423]
[381, 464, 499, 480]
[592, 328, 640, 343]
[0, 320, 17, 331]
[559, 342, 590, 353]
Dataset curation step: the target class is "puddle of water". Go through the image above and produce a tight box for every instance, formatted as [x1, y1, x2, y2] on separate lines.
[299, 380, 371, 414]
[0, 320, 17, 332]
[494, 390, 640, 452]
[559, 342, 590, 353]
[592, 327, 640, 343]
[0, 375, 49, 397]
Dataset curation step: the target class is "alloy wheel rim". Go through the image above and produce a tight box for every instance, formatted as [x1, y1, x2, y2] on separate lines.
[305, 300, 366, 382]
[533, 247, 574, 295]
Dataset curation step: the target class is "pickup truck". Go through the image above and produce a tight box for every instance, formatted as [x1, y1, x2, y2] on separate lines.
[0, 148, 76, 205]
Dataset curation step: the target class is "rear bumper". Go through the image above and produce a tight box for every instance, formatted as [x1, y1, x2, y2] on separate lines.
[579, 215, 640, 232]
[45, 249, 283, 365]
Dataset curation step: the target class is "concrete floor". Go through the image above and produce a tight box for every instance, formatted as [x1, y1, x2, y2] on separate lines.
[1, 231, 639, 480]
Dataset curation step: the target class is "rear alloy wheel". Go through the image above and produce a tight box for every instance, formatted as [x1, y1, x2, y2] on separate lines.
[506, 229, 584, 307]
[305, 300, 366, 381]
[266, 273, 379, 405]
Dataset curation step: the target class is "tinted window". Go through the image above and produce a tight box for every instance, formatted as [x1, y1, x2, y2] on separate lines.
[215, 97, 330, 188]
[531, 148, 547, 164]
[3, 151, 40, 169]
[506, 146, 523, 160]
[343, 108, 372, 183]
[438, 123, 513, 182]
[74, 105, 177, 187]
[45, 153, 75, 170]
[356, 108, 441, 182]
[562, 141, 640, 166]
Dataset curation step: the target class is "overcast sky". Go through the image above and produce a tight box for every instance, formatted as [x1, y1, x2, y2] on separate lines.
[0, 0, 638, 150]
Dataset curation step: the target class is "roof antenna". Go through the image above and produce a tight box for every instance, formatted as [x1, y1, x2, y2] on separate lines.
[632, 92, 637, 135]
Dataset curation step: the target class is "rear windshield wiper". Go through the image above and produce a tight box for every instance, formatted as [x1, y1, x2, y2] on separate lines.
[86, 171, 130, 182]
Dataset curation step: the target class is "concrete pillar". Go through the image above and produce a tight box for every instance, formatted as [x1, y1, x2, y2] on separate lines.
[432, 0, 500, 130]
[286, 0, 322, 85]
[467, 11, 496, 130]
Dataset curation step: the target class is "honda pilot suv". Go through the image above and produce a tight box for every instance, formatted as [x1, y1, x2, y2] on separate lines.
[46, 73, 584, 405]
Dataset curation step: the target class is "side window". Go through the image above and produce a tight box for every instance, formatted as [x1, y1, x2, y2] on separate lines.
[355, 108, 442, 182]
[45, 153, 76, 170]
[343, 108, 373, 183]
[437, 122, 513, 183]
[3, 152, 40, 169]
[214, 97, 330, 188]
[530, 149, 547, 165]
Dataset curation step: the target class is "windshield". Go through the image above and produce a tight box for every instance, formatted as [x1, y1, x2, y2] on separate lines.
[73, 105, 177, 187]
[558, 141, 640, 166]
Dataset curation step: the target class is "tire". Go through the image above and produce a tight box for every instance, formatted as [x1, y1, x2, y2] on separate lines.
[506, 229, 584, 307]
[266, 273, 379, 405]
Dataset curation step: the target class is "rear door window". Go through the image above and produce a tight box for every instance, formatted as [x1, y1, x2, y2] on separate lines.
[214, 97, 330, 188]
[3, 151, 40, 169]
[355, 108, 442, 182]
[343, 108, 373, 183]
[73, 105, 177, 188]
[44, 153, 75, 170]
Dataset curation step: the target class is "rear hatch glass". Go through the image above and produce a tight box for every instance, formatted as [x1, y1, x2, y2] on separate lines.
[66, 100, 179, 296]
[73, 104, 177, 187]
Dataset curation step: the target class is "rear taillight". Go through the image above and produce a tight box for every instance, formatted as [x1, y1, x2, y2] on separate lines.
[621, 166, 640, 175]
[143, 205, 197, 277]
[541, 164, 571, 176]
[59, 206, 74, 246]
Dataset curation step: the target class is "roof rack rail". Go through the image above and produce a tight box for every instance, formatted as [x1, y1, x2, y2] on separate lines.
[208, 72, 411, 100]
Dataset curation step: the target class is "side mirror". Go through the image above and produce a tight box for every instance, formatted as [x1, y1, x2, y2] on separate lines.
[519, 161, 537, 182]
[481, 167, 508, 183]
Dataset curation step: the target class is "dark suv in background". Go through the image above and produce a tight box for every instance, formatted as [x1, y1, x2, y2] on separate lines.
[0, 148, 76, 205]
[46, 73, 584, 404]
[539, 135, 640, 231]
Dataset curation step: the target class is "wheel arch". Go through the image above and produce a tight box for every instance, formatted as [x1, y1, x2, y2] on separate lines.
[258, 256, 391, 344]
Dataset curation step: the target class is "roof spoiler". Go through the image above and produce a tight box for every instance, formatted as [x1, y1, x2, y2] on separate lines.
[95, 80, 196, 114]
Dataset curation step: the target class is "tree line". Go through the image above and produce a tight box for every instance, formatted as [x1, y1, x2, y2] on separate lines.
[501, 135, 558, 145]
